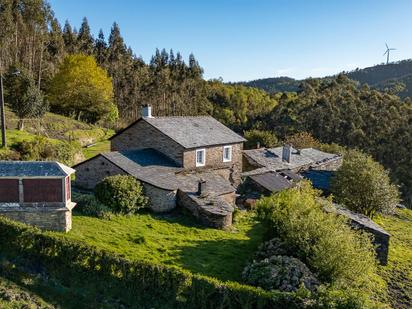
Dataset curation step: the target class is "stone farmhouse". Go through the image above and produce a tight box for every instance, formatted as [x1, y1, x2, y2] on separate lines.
[74, 105, 246, 228]
[0, 161, 76, 232]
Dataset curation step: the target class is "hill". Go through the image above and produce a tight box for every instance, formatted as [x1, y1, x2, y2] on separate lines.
[0, 109, 113, 164]
[236, 59, 412, 98]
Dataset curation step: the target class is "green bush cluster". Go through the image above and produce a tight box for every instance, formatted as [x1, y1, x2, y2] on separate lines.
[244, 129, 278, 149]
[331, 149, 400, 218]
[12, 136, 81, 165]
[256, 182, 381, 303]
[0, 216, 304, 308]
[72, 192, 112, 219]
[95, 175, 148, 214]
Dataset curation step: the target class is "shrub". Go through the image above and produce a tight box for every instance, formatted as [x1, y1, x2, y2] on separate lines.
[244, 129, 278, 149]
[72, 192, 111, 219]
[13, 136, 81, 165]
[95, 175, 147, 214]
[256, 182, 378, 294]
[242, 255, 319, 292]
[254, 238, 290, 261]
[284, 132, 320, 149]
[331, 149, 400, 218]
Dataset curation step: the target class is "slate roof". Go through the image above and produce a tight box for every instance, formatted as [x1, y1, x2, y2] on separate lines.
[301, 170, 334, 192]
[249, 171, 296, 193]
[111, 116, 246, 149]
[243, 147, 341, 171]
[0, 161, 75, 177]
[76, 148, 237, 192]
[100, 149, 182, 190]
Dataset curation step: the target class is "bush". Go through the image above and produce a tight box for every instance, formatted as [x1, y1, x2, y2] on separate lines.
[254, 238, 290, 261]
[331, 149, 400, 218]
[72, 192, 111, 219]
[256, 182, 378, 295]
[13, 136, 81, 165]
[95, 175, 147, 214]
[284, 132, 320, 149]
[242, 255, 319, 292]
[244, 129, 278, 149]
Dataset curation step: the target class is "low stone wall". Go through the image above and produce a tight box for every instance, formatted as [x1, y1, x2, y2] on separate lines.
[177, 190, 234, 229]
[0, 204, 74, 232]
[144, 183, 177, 213]
[324, 204, 390, 265]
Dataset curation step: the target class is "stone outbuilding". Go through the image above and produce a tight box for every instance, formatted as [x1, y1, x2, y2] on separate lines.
[0, 161, 76, 232]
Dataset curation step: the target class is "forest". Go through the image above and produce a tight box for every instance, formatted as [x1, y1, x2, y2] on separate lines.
[0, 0, 411, 205]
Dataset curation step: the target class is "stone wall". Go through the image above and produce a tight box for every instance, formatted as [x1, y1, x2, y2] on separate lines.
[0, 206, 73, 232]
[324, 204, 390, 265]
[111, 120, 185, 166]
[177, 190, 234, 229]
[183, 143, 243, 186]
[144, 183, 177, 212]
[74, 156, 126, 189]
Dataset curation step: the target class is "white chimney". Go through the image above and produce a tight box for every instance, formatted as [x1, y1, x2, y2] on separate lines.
[282, 144, 292, 163]
[142, 104, 153, 118]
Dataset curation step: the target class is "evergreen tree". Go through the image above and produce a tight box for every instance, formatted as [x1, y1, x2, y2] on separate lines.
[94, 29, 108, 65]
[62, 20, 78, 54]
[77, 17, 94, 55]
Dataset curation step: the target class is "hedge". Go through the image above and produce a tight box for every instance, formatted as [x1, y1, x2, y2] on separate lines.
[0, 217, 302, 308]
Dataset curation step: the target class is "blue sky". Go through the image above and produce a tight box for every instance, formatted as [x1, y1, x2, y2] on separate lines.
[49, 0, 412, 82]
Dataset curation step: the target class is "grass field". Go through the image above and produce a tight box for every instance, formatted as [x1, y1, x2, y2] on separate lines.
[375, 208, 412, 309]
[82, 140, 111, 159]
[59, 211, 265, 282]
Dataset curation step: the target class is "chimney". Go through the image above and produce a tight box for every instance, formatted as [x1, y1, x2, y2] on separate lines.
[256, 141, 261, 149]
[282, 144, 292, 163]
[142, 104, 153, 118]
[197, 179, 207, 197]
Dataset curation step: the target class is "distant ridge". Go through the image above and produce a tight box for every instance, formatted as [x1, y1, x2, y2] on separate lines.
[235, 59, 412, 98]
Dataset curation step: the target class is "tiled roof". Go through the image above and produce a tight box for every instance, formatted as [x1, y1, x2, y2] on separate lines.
[243, 147, 341, 171]
[143, 116, 246, 148]
[0, 161, 75, 177]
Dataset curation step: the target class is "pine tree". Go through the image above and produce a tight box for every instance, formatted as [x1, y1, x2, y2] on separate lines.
[77, 17, 94, 55]
[62, 20, 78, 54]
[94, 29, 108, 65]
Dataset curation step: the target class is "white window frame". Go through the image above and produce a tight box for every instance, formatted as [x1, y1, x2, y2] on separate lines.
[223, 145, 232, 162]
[195, 148, 206, 167]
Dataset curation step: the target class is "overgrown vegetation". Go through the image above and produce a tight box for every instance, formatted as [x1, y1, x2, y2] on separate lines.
[255, 182, 383, 306]
[244, 129, 279, 149]
[331, 149, 400, 217]
[95, 175, 148, 214]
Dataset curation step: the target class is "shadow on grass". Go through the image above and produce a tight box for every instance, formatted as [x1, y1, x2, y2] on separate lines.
[170, 221, 266, 281]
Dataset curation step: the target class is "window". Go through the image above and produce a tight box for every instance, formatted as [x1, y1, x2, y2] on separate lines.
[196, 148, 206, 167]
[223, 145, 232, 162]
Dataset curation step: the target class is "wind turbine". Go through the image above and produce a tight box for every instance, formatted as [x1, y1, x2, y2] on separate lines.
[383, 43, 396, 64]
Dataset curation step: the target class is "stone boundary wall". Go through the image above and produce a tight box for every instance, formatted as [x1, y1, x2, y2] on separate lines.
[0, 206, 73, 232]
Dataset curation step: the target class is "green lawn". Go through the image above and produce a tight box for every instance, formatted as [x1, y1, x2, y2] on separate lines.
[82, 140, 111, 159]
[375, 208, 412, 309]
[60, 211, 265, 282]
